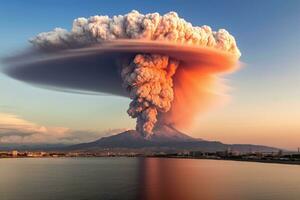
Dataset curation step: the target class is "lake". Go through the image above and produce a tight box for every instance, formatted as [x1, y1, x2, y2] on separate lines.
[0, 158, 299, 200]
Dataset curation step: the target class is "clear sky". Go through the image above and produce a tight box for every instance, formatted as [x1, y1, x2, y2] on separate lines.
[0, 0, 300, 149]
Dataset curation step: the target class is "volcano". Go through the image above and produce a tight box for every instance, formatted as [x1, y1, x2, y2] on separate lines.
[67, 125, 279, 153]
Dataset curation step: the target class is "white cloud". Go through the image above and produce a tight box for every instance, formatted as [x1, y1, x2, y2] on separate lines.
[0, 113, 127, 144]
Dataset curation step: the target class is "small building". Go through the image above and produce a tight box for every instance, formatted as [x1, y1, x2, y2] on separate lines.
[12, 150, 18, 157]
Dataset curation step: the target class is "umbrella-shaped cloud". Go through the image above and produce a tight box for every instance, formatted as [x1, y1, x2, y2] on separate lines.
[2, 10, 241, 137]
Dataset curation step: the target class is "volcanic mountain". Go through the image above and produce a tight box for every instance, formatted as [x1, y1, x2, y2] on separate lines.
[67, 125, 279, 153]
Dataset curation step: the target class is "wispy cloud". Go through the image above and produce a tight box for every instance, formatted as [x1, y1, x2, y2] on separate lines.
[0, 105, 19, 112]
[0, 113, 127, 144]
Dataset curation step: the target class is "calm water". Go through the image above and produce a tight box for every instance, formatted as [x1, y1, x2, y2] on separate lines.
[0, 158, 299, 200]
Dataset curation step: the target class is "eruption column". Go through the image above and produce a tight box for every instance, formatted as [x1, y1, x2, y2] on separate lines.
[121, 54, 179, 135]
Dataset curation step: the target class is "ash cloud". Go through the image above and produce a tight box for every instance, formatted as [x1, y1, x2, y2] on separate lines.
[29, 10, 240, 55]
[2, 10, 241, 136]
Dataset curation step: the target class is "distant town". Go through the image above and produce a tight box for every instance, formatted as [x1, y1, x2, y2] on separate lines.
[1, 148, 300, 165]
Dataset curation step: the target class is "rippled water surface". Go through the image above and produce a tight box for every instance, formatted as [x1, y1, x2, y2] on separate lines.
[0, 158, 299, 200]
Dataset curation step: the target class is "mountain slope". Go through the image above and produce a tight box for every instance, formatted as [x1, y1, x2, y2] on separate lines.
[67, 125, 280, 153]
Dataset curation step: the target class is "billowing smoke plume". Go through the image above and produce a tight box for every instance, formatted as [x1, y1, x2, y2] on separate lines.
[14, 11, 241, 135]
[30, 10, 240, 55]
[121, 54, 179, 135]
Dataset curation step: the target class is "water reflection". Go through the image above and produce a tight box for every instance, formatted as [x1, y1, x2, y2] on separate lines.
[0, 158, 300, 200]
[137, 158, 300, 200]
[138, 158, 219, 200]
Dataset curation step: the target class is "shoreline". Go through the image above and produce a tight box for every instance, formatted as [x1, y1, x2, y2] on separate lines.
[1, 155, 300, 166]
[158, 156, 300, 166]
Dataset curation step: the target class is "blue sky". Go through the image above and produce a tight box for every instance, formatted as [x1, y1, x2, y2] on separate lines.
[0, 0, 300, 149]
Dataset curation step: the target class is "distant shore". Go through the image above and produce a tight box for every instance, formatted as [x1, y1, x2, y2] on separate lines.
[1, 154, 300, 166]
[154, 156, 300, 165]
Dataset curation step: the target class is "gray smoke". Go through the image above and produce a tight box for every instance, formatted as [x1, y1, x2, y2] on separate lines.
[121, 54, 179, 135]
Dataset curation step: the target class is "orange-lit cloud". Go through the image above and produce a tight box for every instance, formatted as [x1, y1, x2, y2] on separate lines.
[160, 46, 239, 130]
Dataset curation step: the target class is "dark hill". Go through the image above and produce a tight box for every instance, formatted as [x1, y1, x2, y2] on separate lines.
[67, 125, 280, 153]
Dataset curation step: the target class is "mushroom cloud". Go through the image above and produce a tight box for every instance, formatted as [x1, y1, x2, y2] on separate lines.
[2, 11, 241, 137]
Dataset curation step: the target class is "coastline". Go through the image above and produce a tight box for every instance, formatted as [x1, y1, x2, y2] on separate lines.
[156, 156, 300, 166]
[1, 155, 300, 166]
